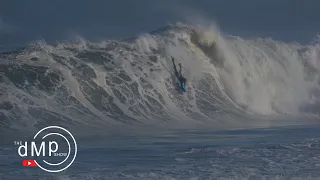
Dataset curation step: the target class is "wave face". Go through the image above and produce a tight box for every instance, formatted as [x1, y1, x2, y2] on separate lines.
[1, 24, 320, 130]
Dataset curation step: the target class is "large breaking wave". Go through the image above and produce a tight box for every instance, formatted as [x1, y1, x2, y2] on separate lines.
[1, 24, 320, 130]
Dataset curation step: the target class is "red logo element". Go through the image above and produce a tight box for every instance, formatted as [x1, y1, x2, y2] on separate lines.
[22, 160, 38, 167]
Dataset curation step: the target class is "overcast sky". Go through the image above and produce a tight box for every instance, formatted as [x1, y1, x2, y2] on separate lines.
[0, 0, 319, 50]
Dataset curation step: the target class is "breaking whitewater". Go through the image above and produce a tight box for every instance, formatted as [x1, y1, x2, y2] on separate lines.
[1, 24, 320, 132]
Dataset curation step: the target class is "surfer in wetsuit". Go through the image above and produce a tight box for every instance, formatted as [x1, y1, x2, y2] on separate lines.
[171, 57, 187, 92]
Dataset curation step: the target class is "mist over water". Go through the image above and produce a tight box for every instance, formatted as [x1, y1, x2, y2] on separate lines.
[1, 0, 320, 50]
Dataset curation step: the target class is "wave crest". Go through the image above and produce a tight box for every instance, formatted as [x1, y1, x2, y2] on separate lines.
[0, 24, 319, 130]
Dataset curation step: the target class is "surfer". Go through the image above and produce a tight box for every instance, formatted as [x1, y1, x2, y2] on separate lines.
[171, 57, 187, 92]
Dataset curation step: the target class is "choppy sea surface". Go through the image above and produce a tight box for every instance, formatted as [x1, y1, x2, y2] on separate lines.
[0, 125, 319, 180]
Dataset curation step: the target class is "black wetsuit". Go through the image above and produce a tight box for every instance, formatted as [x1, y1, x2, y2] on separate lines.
[172, 57, 186, 88]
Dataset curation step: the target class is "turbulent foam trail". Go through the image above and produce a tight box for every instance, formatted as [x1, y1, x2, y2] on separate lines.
[0, 24, 319, 130]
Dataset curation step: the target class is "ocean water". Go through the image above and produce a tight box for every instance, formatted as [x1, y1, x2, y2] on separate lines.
[1, 125, 320, 180]
[0, 23, 320, 179]
[1, 1, 320, 179]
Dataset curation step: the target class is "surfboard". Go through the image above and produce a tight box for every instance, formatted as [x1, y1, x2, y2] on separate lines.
[177, 79, 188, 92]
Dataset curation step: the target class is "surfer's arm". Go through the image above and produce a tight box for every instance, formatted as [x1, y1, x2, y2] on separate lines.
[178, 63, 182, 77]
[172, 57, 176, 70]
[172, 57, 179, 78]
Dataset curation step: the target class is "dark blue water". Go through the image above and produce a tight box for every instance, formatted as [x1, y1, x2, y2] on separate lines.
[1, 125, 320, 180]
